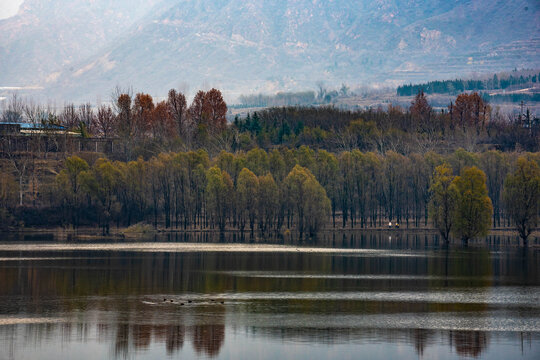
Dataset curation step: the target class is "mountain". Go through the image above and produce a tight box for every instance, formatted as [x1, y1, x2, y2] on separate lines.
[0, 0, 161, 86]
[1, 0, 539, 102]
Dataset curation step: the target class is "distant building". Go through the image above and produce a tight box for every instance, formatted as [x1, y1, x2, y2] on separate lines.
[0, 122, 78, 136]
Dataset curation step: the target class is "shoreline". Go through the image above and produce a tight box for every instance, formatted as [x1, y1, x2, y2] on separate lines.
[1, 226, 536, 236]
[0, 227, 538, 248]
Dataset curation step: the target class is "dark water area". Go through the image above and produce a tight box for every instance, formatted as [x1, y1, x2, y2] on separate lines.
[0, 232, 538, 359]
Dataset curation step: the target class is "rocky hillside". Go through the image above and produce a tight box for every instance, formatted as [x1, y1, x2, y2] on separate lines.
[1, 0, 538, 102]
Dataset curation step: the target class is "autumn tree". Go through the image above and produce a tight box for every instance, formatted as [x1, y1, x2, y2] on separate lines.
[151, 101, 176, 141]
[167, 89, 188, 138]
[452, 166, 493, 242]
[410, 90, 432, 133]
[203, 88, 227, 130]
[450, 92, 490, 133]
[189, 91, 205, 126]
[503, 157, 540, 243]
[429, 164, 458, 242]
[133, 93, 154, 137]
[116, 93, 135, 159]
[189, 89, 228, 134]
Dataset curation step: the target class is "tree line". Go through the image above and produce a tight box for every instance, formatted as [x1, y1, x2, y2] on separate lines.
[1, 87, 538, 241]
[397, 71, 540, 96]
[2, 88, 538, 161]
[233, 91, 538, 153]
[236, 91, 316, 108]
[1, 146, 538, 242]
[1, 88, 228, 158]
[484, 93, 540, 104]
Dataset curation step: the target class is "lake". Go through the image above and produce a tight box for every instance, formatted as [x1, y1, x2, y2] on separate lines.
[0, 232, 538, 359]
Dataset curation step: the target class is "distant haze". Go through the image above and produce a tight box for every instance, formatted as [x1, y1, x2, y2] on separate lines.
[0, 0, 539, 103]
[0, 0, 23, 20]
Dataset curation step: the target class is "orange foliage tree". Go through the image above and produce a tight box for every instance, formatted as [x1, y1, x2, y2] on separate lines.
[151, 101, 175, 140]
[133, 93, 155, 137]
[167, 89, 187, 137]
[449, 92, 490, 133]
[189, 89, 227, 132]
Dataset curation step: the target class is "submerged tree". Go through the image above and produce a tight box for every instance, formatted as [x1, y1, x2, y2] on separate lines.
[206, 166, 233, 232]
[81, 158, 120, 235]
[285, 165, 331, 238]
[236, 168, 259, 232]
[503, 157, 540, 244]
[428, 164, 458, 242]
[0, 171, 19, 230]
[452, 166, 493, 243]
[256, 173, 279, 233]
[56, 156, 89, 228]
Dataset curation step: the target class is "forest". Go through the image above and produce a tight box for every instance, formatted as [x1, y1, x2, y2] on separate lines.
[397, 71, 540, 96]
[0, 89, 539, 241]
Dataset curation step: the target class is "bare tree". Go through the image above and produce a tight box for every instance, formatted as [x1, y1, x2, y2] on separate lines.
[78, 103, 95, 135]
[189, 90, 205, 126]
[59, 104, 80, 129]
[110, 85, 133, 114]
[167, 89, 187, 137]
[93, 105, 116, 138]
[1, 135, 30, 206]
[1, 93, 24, 122]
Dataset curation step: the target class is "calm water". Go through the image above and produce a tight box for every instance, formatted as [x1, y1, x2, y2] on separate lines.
[0, 232, 538, 360]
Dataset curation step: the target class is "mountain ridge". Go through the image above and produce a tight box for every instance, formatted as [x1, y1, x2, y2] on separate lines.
[0, 0, 538, 102]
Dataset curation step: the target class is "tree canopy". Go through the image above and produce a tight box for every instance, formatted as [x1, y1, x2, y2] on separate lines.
[452, 166, 493, 242]
[503, 157, 540, 243]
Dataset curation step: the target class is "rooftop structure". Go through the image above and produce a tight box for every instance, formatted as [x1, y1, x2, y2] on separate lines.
[0, 122, 78, 136]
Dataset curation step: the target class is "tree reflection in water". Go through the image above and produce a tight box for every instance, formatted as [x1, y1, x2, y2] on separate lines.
[192, 324, 226, 356]
[110, 323, 224, 357]
[112, 323, 224, 357]
[0, 320, 533, 359]
[451, 331, 489, 358]
[0, 232, 538, 359]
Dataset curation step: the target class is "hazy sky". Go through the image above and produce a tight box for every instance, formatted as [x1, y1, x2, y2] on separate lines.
[0, 0, 24, 20]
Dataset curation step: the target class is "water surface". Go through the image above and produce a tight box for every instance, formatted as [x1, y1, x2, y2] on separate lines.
[0, 232, 538, 359]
